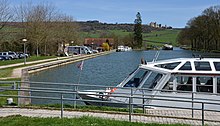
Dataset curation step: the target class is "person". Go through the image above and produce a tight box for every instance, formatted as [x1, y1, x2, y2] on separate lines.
[141, 58, 147, 64]
[124, 78, 140, 87]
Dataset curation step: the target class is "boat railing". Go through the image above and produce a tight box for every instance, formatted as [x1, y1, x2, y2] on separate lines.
[0, 81, 220, 125]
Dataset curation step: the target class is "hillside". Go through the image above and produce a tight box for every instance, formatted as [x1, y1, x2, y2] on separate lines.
[78, 21, 158, 33]
[78, 21, 181, 47]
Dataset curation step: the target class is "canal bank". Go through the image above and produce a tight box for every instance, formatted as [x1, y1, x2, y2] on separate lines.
[0, 50, 114, 80]
[19, 51, 114, 78]
[0, 51, 114, 105]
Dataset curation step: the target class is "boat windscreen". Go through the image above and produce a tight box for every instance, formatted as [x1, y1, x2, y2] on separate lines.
[123, 69, 148, 88]
[142, 71, 163, 89]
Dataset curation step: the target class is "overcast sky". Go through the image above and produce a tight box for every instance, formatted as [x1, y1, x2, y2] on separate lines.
[10, 0, 220, 28]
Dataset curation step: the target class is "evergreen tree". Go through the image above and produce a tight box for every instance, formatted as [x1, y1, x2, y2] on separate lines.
[133, 12, 143, 49]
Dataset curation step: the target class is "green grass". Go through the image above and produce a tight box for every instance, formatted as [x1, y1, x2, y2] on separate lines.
[0, 56, 56, 66]
[32, 104, 143, 114]
[143, 29, 181, 46]
[81, 30, 131, 38]
[0, 68, 13, 78]
[81, 29, 181, 47]
[0, 80, 19, 106]
[0, 115, 189, 126]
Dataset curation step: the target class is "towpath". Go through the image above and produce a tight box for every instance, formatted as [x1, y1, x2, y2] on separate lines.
[0, 107, 220, 125]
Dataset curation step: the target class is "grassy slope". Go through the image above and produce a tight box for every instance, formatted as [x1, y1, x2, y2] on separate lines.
[143, 29, 181, 46]
[0, 115, 189, 126]
[82, 29, 181, 47]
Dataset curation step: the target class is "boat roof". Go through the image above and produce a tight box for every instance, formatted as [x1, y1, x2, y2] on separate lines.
[140, 58, 220, 76]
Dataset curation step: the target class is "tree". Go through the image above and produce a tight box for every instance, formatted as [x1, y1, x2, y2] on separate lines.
[177, 5, 220, 51]
[0, 0, 14, 49]
[133, 12, 143, 49]
[14, 2, 80, 56]
[102, 42, 110, 51]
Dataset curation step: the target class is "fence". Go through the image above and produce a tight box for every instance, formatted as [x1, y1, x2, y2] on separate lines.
[1, 81, 220, 125]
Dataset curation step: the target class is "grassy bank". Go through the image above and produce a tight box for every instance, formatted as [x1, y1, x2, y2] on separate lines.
[143, 29, 181, 47]
[0, 78, 19, 106]
[0, 115, 189, 126]
[0, 68, 13, 78]
[0, 56, 56, 66]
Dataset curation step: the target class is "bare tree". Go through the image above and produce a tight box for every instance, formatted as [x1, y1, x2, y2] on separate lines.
[13, 2, 80, 56]
[0, 0, 13, 30]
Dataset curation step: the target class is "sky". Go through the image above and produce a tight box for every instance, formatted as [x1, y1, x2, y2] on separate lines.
[10, 0, 220, 28]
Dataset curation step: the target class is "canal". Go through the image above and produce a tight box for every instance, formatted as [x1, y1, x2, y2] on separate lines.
[29, 48, 220, 104]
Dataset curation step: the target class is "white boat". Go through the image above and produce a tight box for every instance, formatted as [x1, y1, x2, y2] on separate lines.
[162, 44, 173, 50]
[116, 45, 132, 52]
[79, 57, 220, 110]
[116, 45, 125, 52]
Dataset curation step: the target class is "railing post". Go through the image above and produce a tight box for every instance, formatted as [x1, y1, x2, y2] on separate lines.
[61, 93, 63, 118]
[13, 82, 16, 90]
[129, 96, 132, 122]
[142, 92, 145, 114]
[130, 88, 133, 113]
[74, 86, 77, 109]
[192, 92, 194, 118]
[17, 83, 20, 107]
[202, 102, 204, 126]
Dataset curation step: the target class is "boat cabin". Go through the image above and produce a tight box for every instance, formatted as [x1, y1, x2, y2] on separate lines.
[121, 58, 220, 94]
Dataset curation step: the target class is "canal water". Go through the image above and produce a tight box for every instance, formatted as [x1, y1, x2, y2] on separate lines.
[29, 48, 220, 104]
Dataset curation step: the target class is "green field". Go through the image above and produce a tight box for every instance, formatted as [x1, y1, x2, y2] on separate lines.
[0, 115, 189, 126]
[82, 29, 181, 47]
[143, 29, 181, 46]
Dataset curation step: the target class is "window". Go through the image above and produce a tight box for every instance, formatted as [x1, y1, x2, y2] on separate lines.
[217, 78, 220, 93]
[196, 77, 213, 93]
[124, 69, 148, 88]
[214, 62, 220, 71]
[162, 77, 174, 91]
[194, 61, 211, 71]
[142, 71, 163, 89]
[176, 76, 193, 92]
[155, 62, 181, 70]
[179, 62, 192, 70]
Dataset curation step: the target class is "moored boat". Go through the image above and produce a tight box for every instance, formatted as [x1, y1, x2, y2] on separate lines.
[78, 57, 220, 110]
[116, 45, 132, 52]
[162, 44, 173, 50]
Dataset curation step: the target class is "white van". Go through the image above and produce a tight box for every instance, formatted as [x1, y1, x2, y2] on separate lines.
[65, 46, 93, 56]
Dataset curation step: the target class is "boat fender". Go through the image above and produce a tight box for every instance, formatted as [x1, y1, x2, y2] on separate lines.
[106, 88, 117, 99]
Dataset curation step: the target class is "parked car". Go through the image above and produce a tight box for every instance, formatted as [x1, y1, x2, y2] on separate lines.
[17, 52, 29, 59]
[0, 51, 18, 60]
[92, 50, 99, 53]
[0, 55, 6, 61]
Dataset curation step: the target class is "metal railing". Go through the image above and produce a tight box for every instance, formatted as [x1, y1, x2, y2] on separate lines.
[1, 81, 220, 126]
